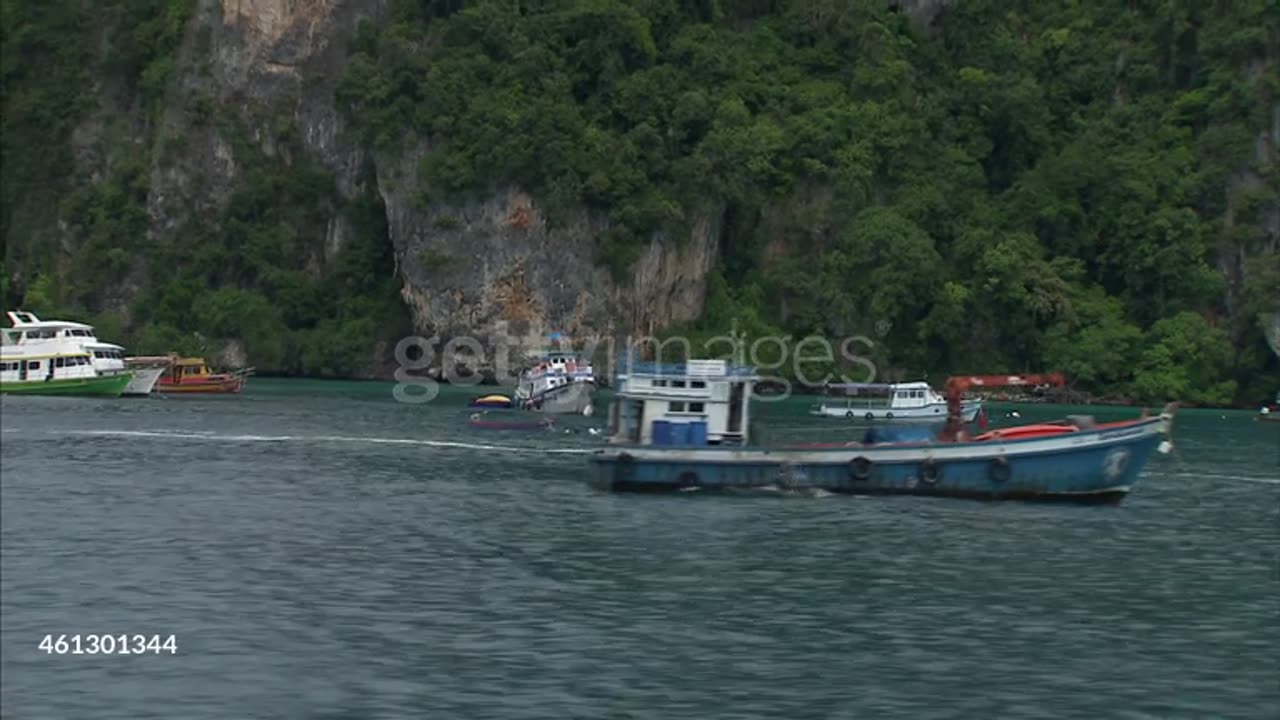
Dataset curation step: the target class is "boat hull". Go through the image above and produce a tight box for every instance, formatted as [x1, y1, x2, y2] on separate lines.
[121, 367, 164, 396]
[812, 400, 983, 422]
[0, 372, 133, 397]
[589, 417, 1167, 503]
[155, 375, 247, 394]
[521, 380, 595, 415]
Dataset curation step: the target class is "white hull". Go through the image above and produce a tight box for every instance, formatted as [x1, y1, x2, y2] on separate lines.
[121, 366, 164, 396]
[521, 381, 595, 415]
[812, 401, 983, 423]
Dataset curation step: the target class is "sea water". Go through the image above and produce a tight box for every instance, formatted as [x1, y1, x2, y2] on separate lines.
[1, 381, 1277, 719]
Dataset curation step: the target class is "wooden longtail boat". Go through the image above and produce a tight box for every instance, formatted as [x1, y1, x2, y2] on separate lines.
[129, 355, 253, 394]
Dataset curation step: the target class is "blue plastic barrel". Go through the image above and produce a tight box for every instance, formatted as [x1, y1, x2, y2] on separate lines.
[652, 421, 672, 446]
[670, 422, 690, 445]
[688, 420, 708, 445]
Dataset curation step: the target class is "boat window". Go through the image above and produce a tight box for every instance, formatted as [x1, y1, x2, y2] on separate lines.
[653, 379, 667, 387]
[691, 380, 706, 388]
[671, 380, 686, 388]
[55, 358, 65, 367]
[28, 361, 40, 370]
[669, 401, 686, 412]
[689, 402, 705, 413]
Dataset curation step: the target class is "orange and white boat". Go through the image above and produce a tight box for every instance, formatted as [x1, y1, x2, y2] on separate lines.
[129, 355, 253, 394]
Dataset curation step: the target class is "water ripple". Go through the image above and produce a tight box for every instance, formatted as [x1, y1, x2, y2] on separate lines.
[1, 389, 1277, 719]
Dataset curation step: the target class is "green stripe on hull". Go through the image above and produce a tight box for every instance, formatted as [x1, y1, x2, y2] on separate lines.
[0, 372, 133, 397]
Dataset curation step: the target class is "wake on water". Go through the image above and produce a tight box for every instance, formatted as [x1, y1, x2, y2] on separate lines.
[55, 429, 595, 455]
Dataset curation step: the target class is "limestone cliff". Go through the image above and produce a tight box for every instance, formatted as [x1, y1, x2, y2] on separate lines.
[143, 0, 716, 376]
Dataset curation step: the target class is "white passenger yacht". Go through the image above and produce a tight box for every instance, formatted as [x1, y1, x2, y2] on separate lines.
[810, 381, 984, 423]
[3, 311, 163, 396]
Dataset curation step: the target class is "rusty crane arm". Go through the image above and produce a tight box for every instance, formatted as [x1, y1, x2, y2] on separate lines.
[939, 373, 1067, 441]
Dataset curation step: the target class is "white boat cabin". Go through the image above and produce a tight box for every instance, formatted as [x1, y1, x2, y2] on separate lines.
[516, 351, 595, 398]
[607, 359, 758, 446]
[3, 310, 129, 375]
[813, 381, 948, 413]
[0, 350, 98, 383]
[524, 351, 594, 380]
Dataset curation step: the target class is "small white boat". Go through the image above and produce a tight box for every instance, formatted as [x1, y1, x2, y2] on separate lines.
[3, 311, 161, 396]
[810, 381, 983, 423]
[515, 350, 597, 415]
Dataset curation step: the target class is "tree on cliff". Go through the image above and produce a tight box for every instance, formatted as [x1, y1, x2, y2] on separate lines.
[2, 0, 1277, 401]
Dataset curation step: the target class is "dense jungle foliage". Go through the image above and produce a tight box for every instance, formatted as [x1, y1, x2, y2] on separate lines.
[1, 0, 410, 376]
[3, 0, 1279, 402]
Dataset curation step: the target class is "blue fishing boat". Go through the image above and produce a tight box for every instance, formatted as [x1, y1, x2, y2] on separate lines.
[590, 361, 1177, 503]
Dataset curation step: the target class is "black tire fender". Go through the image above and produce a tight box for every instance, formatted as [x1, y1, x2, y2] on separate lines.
[920, 458, 941, 485]
[616, 452, 635, 484]
[850, 456, 872, 482]
[990, 455, 1011, 483]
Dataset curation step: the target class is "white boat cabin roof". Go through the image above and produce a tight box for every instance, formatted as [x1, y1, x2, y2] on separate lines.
[825, 381, 939, 395]
[5, 311, 96, 336]
[616, 359, 758, 382]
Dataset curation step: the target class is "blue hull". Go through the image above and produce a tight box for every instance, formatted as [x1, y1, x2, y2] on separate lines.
[589, 419, 1168, 503]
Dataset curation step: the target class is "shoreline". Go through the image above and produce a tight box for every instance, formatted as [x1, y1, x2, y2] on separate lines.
[241, 374, 1271, 412]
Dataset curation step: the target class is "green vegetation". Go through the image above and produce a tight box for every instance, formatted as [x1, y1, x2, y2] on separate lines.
[2, 0, 409, 376]
[3, 0, 1277, 402]
[335, 0, 1278, 404]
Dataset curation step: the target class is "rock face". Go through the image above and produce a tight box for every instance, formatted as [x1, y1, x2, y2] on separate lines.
[134, 0, 720, 376]
[382, 177, 720, 369]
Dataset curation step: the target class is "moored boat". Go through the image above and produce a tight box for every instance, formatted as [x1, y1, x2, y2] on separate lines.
[143, 356, 253, 394]
[1258, 392, 1280, 422]
[590, 360, 1176, 503]
[810, 380, 984, 423]
[469, 393, 515, 409]
[3, 310, 157, 395]
[515, 350, 596, 415]
[0, 345, 133, 397]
